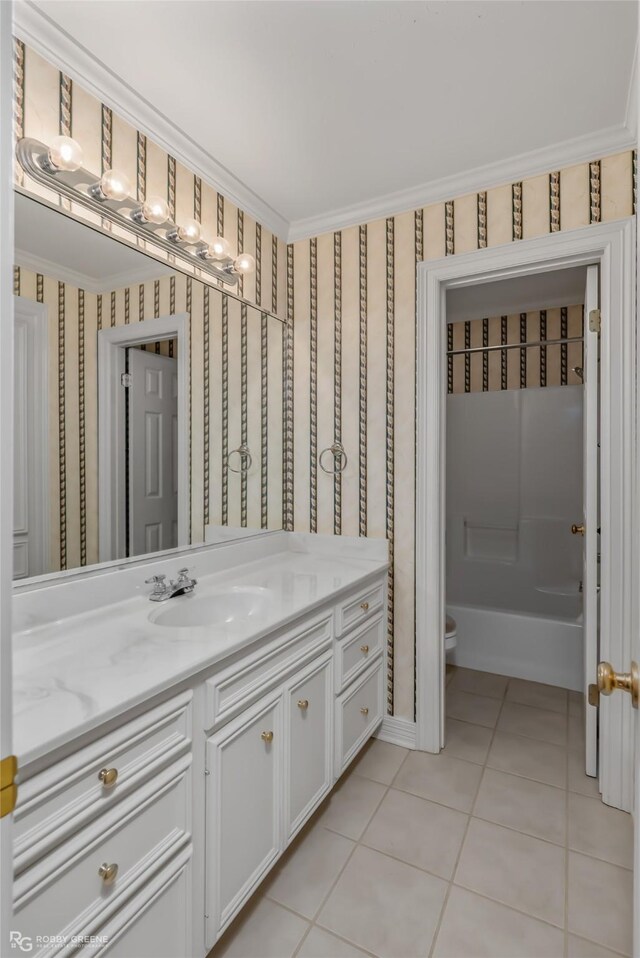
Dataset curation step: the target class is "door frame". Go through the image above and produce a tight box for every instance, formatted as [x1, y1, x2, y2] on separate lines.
[13, 297, 49, 578]
[415, 218, 636, 812]
[97, 313, 189, 562]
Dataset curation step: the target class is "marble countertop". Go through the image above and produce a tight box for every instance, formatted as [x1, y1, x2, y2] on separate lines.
[13, 534, 387, 768]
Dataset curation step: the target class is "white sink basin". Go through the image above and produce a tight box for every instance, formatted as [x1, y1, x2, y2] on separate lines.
[150, 586, 274, 629]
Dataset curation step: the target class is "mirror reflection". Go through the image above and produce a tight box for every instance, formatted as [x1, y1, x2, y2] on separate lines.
[13, 193, 284, 580]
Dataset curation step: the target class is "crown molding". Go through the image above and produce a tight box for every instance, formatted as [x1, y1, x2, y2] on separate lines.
[14, 248, 172, 294]
[14, 1, 638, 249]
[287, 123, 636, 242]
[13, 1, 290, 241]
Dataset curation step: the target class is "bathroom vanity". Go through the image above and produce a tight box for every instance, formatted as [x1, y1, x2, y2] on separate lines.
[11, 532, 388, 957]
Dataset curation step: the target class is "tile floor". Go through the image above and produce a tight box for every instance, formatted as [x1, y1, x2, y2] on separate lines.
[209, 667, 633, 958]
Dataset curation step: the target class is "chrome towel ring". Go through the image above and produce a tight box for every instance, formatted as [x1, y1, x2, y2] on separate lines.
[319, 442, 348, 475]
[227, 444, 253, 474]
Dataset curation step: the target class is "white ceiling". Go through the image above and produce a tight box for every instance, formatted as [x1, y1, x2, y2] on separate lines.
[20, 1, 638, 240]
[15, 194, 173, 292]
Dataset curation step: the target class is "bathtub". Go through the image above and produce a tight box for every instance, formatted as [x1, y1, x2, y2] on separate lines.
[447, 602, 583, 691]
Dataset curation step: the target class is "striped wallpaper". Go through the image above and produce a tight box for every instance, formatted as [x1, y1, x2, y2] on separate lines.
[291, 155, 635, 720]
[13, 266, 284, 575]
[448, 305, 584, 394]
[13, 37, 637, 720]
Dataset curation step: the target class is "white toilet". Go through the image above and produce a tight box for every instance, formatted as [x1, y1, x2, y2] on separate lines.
[445, 614, 457, 651]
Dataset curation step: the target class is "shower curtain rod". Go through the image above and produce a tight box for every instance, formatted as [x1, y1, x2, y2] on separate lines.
[446, 335, 583, 357]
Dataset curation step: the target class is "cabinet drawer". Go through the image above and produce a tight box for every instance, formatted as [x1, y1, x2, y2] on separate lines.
[336, 580, 385, 637]
[335, 661, 384, 776]
[98, 846, 192, 958]
[14, 691, 192, 873]
[286, 654, 333, 840]
[13, 754, 191, 950]
[336, 615, 384, 692]
[205, 614, 332, 728]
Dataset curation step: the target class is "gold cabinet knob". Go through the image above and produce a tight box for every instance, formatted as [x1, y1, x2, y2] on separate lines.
[597, 661, 639, 709]
[571, 523, 585, 536]
[261, 730, 274, 743]
[98, 862, 119, 884]
[360, 645, 370, 654]
[360, 602, 369, 612]
[360, 706, 369, 716]
[98, 767, 118, 788]
[297, 699, 309, 710]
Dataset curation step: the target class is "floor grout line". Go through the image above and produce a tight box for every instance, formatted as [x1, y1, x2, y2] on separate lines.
[289, 745, 412, 958]
[212, 671, 632, 958]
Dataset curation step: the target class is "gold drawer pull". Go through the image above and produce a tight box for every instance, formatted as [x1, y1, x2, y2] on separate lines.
[297, 699, 309, 710]
[360, 602, 369, 612]
[261, 731, 274, 743]
[360, 706, 369, 716]
[360, 645, 370, 654]
[98, 767, 118, 788]
[98, 862, 119, 884]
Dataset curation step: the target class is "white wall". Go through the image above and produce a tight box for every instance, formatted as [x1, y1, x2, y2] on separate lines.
[446, 385, 583, 619]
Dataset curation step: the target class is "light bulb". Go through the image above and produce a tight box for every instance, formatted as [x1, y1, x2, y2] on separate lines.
[47, 135, 84, 172]
[95, 169, 132, 202]
[140, 196, 170, 225]
[208, 236, 230, 259]
[234, 252, 256, 274]
[177, 219, 202, 243]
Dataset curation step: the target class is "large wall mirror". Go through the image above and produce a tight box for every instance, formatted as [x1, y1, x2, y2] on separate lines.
[13, 190, 284, 580]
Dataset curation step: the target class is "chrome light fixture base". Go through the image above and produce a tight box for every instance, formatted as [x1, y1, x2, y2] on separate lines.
[15, 137, 240, 287]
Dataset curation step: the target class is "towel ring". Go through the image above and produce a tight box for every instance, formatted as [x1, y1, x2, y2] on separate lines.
[319, 442, 348, 475]
[227, 444, 252, 474]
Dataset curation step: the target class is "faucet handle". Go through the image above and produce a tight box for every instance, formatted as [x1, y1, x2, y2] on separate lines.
[145, 574, 167, 594]
[177, 567, 193, 581]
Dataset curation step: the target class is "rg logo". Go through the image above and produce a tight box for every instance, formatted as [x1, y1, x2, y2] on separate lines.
[9, 932, 33, 952]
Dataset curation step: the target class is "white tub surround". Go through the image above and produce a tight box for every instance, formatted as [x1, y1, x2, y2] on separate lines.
[12, 531, 388, 957]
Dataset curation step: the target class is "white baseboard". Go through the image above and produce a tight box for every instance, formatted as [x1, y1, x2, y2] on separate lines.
[376, 716, 417, 749]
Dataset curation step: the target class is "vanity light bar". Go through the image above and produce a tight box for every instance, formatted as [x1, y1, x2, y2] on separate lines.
[15, 137, 256, 288]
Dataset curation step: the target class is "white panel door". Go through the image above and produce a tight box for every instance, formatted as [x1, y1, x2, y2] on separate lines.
[0, 3, 14, 952]
[12, 298, 48, 579]
[583, 264, 599, 777]
[128, 349, 178, 557]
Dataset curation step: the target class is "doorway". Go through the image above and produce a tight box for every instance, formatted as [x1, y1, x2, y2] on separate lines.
[97, 313, 189, 563]
[415, 219, 636, 814]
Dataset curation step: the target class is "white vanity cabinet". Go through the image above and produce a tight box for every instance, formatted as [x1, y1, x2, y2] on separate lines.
[205, 691, 283, 942]
[12, 692, 194, 958]
[204, 646, 334, 946]
[13, 559, 388, 958]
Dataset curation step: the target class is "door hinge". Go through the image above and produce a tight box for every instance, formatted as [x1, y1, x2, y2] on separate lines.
[588, 683, 600, 707]
[589, 308, 601, 333]
[0, 754, 17, 818]
[120, 372, 132, 388]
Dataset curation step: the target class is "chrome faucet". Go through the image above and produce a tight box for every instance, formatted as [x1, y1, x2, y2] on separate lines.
[145, 568, 197, 602]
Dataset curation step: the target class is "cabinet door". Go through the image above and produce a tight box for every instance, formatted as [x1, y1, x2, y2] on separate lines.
[205, 692, 282, 946]
[286, 654, 333, 840]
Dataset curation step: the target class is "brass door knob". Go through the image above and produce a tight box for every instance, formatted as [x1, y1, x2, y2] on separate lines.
[98, 862, 119, 884]
[571, 523, 585, 536]
[98, 767, 118, 788]
[261, 730, 274, 743]
[360, 706, 369, 716]
[297, 699, 309, 710]
[360, 645, 370, 654]
[360, 602, 369, 612]
[597, 661, 639, 709]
